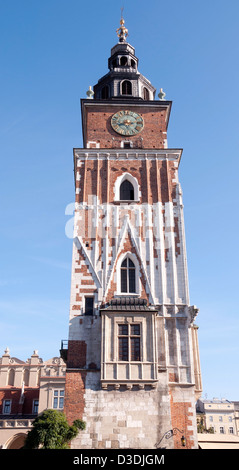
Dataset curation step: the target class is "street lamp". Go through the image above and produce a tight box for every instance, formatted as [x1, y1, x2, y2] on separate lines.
[181, 434, 186, 447]
[155, 428, 186, 448]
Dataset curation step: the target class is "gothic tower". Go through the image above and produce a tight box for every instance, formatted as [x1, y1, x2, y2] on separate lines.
[62, 17, 202, 449]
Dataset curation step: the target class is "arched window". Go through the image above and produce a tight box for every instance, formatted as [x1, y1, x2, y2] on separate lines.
[23, 369, 29, 386]
[143, 87, 149, 100]
[120, 56, 128, 66]
[8, 369, 15, 386]
[120, 179, 134, 200]
[121, 257, 136, 293]
[122, 80, 132, 95]
[115, 172, 139, 202]
[101, 86, 109, 99]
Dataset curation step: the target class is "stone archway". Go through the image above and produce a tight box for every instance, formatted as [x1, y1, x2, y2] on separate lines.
[5, 433, 26, 449]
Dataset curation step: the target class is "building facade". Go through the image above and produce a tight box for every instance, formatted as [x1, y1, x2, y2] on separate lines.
[197, 398, 236, 436]
[233, 402, 239, 436]
[0, 348, 65, 449]
[63, 17, 202, 449]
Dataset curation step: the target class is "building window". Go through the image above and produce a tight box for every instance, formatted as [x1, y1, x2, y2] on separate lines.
[209, 416, 213, 422]
[120, 180, 134, 200]
[143, 87, 149, 100]
[122, 80, 132, 95]
[229, 427, 234, 434]
[219, 416, 223, 422]
[115, 172, 139, 202]
[3, 399, 11, 414]
[123, 141, 132, 149]
[33, 399, 39, 414]
[120, 56, 128, 66]
[118, 323, 141, 361]
[121, 258, 136, 293]
[53, 390, 64, 409]
[85, 296, 94, 315]
[220, 426, 224, 434]
[229, 416, 232, 422]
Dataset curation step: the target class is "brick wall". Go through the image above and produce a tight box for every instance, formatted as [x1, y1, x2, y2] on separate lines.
[84, 104, 168, 149]
[170, 391, 195, 449]
[75, 157, 178, 206]
[64, 370, 87, 426]
[67, 340, 87, 369]
[65, 340, 88, 425]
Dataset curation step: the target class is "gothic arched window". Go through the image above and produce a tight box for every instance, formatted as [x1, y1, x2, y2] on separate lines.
[122, 80, 132, 95]
[121, 257, 136, 293]
[120, 179, 134, 200]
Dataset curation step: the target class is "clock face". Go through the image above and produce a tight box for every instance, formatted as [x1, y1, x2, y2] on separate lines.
[111, 110, 144, 136]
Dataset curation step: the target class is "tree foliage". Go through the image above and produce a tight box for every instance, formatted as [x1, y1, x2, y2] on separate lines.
[197, 421, 214, 434]
[23, 409, 86, 449]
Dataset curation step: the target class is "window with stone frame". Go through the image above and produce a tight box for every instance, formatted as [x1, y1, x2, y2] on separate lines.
[33, 399, 39, 414]
[120, 257, 136, 293]
[85, 296, 94, 315]
[53, 390, 64, 409]
[122, 80, 132, 95]
[118, 323, 141, 361]
[143, 87, 149, 100]
[3, 399, 11, 414]
[120, 179, 134, 200]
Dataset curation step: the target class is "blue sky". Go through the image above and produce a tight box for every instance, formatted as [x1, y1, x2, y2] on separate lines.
[0, 0, 239, 400]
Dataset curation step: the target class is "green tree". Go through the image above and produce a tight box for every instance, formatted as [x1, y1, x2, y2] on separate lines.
[23, 409, 86, 449]
[197, 420, 214, 434]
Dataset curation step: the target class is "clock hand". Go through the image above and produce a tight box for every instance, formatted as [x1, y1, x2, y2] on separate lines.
[122, 119, 136, 126]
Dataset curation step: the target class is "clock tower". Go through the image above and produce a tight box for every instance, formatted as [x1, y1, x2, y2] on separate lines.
[63, 17, 202, 449]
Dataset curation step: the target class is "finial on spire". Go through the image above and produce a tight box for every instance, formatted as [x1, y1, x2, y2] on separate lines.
[158, 88, 166, 100]
[86, 86, 94, 99]
[116, 8, 128, 42]
[4, 347, 10, 356]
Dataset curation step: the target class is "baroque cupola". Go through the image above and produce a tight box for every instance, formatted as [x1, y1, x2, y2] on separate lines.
[93, 16, 156, 101]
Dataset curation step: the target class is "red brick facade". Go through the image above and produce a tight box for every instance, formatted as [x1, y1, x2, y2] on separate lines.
[75, 157, 178, 206]
[83, 103, 169, 149]
[0, 388, 39, 416]
[67, 340, 87, 369]
[64, 370, 86, 426]
[170, 392, 195, 449]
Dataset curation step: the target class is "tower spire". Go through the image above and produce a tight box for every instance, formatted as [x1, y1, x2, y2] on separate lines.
[116, 9, 128, 42]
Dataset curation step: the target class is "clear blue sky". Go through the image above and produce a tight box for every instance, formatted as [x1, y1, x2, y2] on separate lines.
[1, 0, 239, 401]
